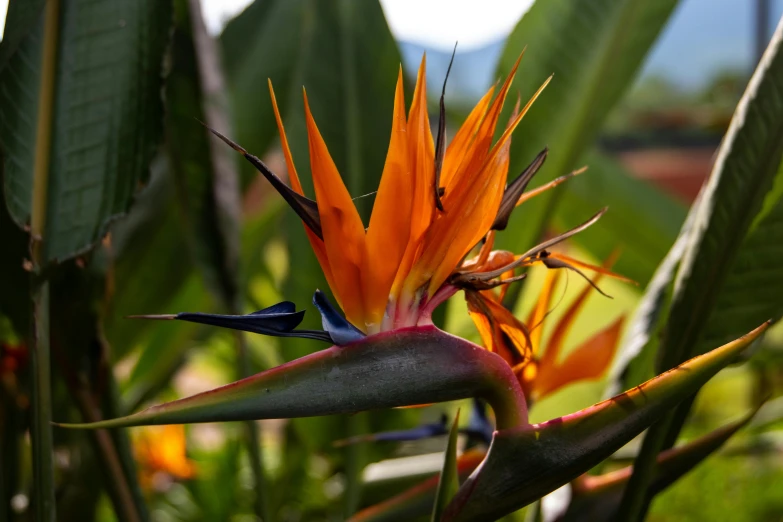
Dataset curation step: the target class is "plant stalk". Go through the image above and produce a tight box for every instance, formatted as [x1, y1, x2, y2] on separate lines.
[30, 0, 60, 519]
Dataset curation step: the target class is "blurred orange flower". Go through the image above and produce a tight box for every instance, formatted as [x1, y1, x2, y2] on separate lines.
[133, 424, 196, 491]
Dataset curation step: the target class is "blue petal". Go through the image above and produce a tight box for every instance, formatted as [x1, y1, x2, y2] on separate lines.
[174, 303, 332, 342]
[335, 415, 449, 446]
[462, 399, 495, 444]
[312, 290, 366, 345]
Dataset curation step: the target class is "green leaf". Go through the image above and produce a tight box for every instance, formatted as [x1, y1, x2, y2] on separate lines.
[617, 19, 783, 521]
[557, 405, 760, 521]
[442, 323, 769, 522]
[556, 151, 686, 286]
[605, 208, 697, 395]
[0, 0, 172, 263]
[0, 0, 45, 69]
[103, 162, 197, 360]
[494, 0, 679, 256]
[432, 410, 461, 522]
[55, 326, 528, 431]
[167, 0, 242, 310]
[661, 18, 783, 372]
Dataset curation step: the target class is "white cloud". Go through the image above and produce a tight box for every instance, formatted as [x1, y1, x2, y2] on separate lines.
[379, 0, 533, 50]
[0, 0, 533, 50]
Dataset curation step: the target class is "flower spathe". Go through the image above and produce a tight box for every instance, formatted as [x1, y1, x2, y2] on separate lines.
[270, 53, 551, 333]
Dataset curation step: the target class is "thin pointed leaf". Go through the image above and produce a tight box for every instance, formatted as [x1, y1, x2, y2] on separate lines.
[443, 322, 769, 521]
[432, 410, 461, 522]
[56, 326, 527, 431]
[556, 405, 761, 522]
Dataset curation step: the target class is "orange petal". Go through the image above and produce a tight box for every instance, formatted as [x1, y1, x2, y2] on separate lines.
[460, 231, 496, 272]
[539, 268, 607, 369]
[526, 268, 561, 354]
[269, 81, 337, 298]
[392, 55, 435, 298]
[363, 69, 411, 329]
[445, 53, 525, 193]
[269, 80, 304, 194]
[466, 291, 531, 368]
[413, 70, 552, 296]
[531, 316, 625, 401]
[440, 85, 495, 189]
[304, 90, 366, 328]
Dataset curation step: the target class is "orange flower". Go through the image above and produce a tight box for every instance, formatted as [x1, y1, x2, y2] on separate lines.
[210, 52, 617, 344]
[267, 54, 550, 334]
[133, 424, 196, 491]
[466, 250, 628, 403]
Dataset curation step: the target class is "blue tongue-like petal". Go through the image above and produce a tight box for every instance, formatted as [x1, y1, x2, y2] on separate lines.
[172, 301, 332, 342]
[463, 399, 495, 444]
[312, 290, 366, 346]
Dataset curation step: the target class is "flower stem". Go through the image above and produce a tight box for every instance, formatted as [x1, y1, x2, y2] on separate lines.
[30, 0, 60, 519]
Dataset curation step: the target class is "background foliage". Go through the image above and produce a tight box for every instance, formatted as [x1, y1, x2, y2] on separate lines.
[1, 0, 782, 521]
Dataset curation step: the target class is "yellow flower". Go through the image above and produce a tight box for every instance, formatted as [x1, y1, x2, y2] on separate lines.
[268, 53, 550, 333]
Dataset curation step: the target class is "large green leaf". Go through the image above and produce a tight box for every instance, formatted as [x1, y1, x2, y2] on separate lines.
[0, 0, 172, 263]
[167, 0, 242, 310]
[0, 0, 45, 69]
[661, 18, 783, 369]
[494, 0, 679, 261]
[615, 19, 783, 520]
[443, 323, 768, 521]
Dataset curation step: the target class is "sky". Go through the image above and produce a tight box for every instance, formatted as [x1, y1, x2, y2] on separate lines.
[0, 0, 534, 50]
[0, 0, 781, 90]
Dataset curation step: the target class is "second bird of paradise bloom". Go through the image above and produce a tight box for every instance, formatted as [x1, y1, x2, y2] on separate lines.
[201, 51, 620, 344]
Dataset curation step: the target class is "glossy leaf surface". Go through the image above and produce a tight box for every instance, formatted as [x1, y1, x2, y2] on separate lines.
[58, 327, 527, 431]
